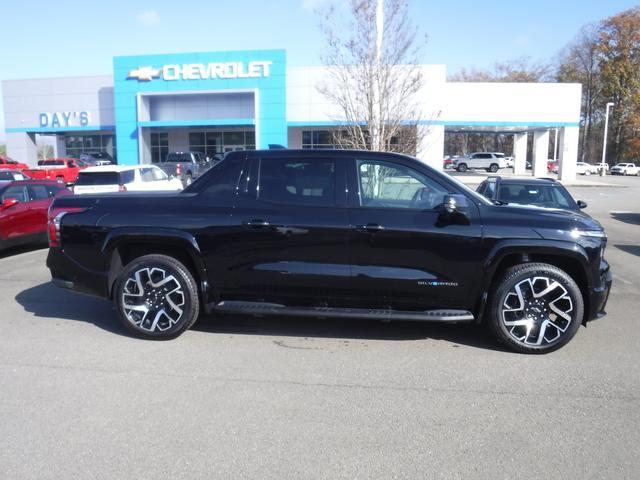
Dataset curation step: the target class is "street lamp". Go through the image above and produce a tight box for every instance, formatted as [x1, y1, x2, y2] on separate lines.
[600, 102, 614, 176]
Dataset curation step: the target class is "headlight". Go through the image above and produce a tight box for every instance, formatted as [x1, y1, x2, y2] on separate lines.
[570, 229, 606, 238]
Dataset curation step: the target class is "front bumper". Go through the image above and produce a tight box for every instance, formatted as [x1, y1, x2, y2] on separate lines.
[587, 260, 613, 321]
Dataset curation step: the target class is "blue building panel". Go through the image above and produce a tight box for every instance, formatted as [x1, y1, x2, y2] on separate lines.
[113, 49, 287, 165]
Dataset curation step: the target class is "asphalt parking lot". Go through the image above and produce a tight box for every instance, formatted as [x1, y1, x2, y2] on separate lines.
[1, 175, 639, 479]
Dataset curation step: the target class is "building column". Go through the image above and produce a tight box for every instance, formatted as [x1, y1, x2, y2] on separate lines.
[54, 135, 67, 158]
[513, 132, 528, 175]
[6, 132, 38, 167]
[532, 130, 550, 177]
[139, 128, 152, 164]
[416, 124, 444, 171]
[558, 126, 578, 182]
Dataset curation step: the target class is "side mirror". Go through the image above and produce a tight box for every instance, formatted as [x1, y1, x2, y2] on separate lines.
[577, 200, 587, 209]
[1, 198, 19, 210]
[437, 194, 471, 227]
[442, 194, 469, 214]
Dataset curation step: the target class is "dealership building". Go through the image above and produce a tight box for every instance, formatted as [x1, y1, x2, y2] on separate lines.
[2, 49, 582, 179]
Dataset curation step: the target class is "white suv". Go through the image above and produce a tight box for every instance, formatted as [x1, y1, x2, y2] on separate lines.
[453, 152, 506, 173]
[73, 165, 184, 194]
[610, 163, 639, 176]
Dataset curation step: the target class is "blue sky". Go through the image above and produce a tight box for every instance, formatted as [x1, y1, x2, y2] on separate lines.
[0, 0, 637, 140]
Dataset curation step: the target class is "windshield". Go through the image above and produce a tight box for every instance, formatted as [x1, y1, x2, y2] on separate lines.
[496, 183, 577, 209]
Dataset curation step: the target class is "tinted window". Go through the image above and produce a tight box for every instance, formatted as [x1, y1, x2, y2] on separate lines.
[45, 184, 64, 197]
[76, 172, 119, 186]
[140, 168, 156, 182]
[258, 158, 336, 206]
[28, 185, 50, 201]
[356, 160, 447, 210]
[0, 171, 20, 181]
[120, 170, 136, 184]
[2, 186, 28, 203]
[199, 156, 244, 198]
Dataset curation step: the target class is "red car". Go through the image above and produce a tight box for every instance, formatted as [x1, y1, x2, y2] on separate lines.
[24, 158, 86, 185]
[0, 155, 29, 171]
[0, 180, 71, 250]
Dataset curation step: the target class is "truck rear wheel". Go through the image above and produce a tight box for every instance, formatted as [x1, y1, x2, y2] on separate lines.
[114, 254, 200, 340]
[487, 263, 583, 354]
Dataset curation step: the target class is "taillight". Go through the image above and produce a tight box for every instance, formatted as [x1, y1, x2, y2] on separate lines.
[176, 163, 182, 176]
[119, 184, 127, 192]
[47, 206, 86, 248]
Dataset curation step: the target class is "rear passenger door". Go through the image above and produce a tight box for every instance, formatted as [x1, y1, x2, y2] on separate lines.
[26, 184, 53, 235]
[224, 154, 351, 307]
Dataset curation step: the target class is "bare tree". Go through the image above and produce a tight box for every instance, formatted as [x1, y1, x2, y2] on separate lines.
[557, 24, 603, 161]
[449, 56, 553, 83]
[317, 0, 428, 155]
[37, 143, 54, 160]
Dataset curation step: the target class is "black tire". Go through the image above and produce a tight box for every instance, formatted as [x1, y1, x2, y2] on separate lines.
[488, 163, 499, 173]
[114, 254, 200, 340]
[457, 163, 468, 172]
[487, 263, 584, 354]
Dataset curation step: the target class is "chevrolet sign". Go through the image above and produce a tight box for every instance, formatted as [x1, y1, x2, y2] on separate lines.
[127, 61, 272, 82]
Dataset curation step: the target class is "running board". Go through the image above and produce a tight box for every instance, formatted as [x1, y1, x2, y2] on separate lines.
[209, 301, 474, 323]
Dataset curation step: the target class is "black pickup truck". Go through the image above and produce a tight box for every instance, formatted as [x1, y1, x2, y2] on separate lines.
[46, 149, 612, 353]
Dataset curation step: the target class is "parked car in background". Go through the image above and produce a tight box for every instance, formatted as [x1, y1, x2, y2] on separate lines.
[24, 158, 86, 185]
[156, 151, 210, 187]
[576, 162, 598, 176]
[443, 156, 453, 169]
[0, 180, 70, 250]
[0, 169, 31, 185]
[476, 176, 586, 211]
[0, 155, 29, 171]
[79, 152, 113, 166]
[453, 152, 507, 173]
[504, 156, 514, 168]
[73, 165, 183, 195]
[610, 163, 639, 176]
[47, 149, 612, 353]
[547, 160, 558, 172]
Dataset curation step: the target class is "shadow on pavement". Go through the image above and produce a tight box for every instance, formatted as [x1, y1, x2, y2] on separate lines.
[615, 244, 640, 258]
[0, 244, 47, 260]
[15, 282, 128, 337]
[15, 282, 507, 351]
[194, 313, 507, 352]
[611, 212, 640, 225]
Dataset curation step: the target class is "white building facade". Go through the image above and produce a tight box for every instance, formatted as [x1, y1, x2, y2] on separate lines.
[2, 49, 582, 180]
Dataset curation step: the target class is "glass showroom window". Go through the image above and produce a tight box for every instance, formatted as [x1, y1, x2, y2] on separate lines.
[151, 132, 169, 163]
[65, 134, 117, 161]
[189, 130, 255, 157]
[302, 130, 341, 149]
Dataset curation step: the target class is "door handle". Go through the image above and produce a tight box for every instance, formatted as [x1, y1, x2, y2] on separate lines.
[355, 223, 385, 233]
[242, 219, 271, 229]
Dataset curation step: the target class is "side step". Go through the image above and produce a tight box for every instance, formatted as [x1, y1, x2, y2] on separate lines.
[209, 301, 474, 323]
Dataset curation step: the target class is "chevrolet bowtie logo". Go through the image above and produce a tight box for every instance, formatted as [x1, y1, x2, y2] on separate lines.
[127, 66, 161, 81]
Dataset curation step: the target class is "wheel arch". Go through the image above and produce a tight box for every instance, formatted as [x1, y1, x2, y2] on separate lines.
[101, 228, 209, 304]
[476, 240, 591, 324]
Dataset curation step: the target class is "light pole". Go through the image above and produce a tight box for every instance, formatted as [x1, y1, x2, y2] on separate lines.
[600, 102, 614, 176]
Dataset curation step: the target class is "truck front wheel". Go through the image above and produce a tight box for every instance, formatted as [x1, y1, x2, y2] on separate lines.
[114, 254, 200, 339]
[487, 263, 584, 354]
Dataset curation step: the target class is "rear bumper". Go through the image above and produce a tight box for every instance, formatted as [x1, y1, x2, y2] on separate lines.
[586, 260, 613, 321]
[47, 247, 110, 299]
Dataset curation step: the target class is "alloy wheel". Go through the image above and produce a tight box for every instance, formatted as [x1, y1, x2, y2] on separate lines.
[500, 276, 574, 347]
[121, 267, 186, 332]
